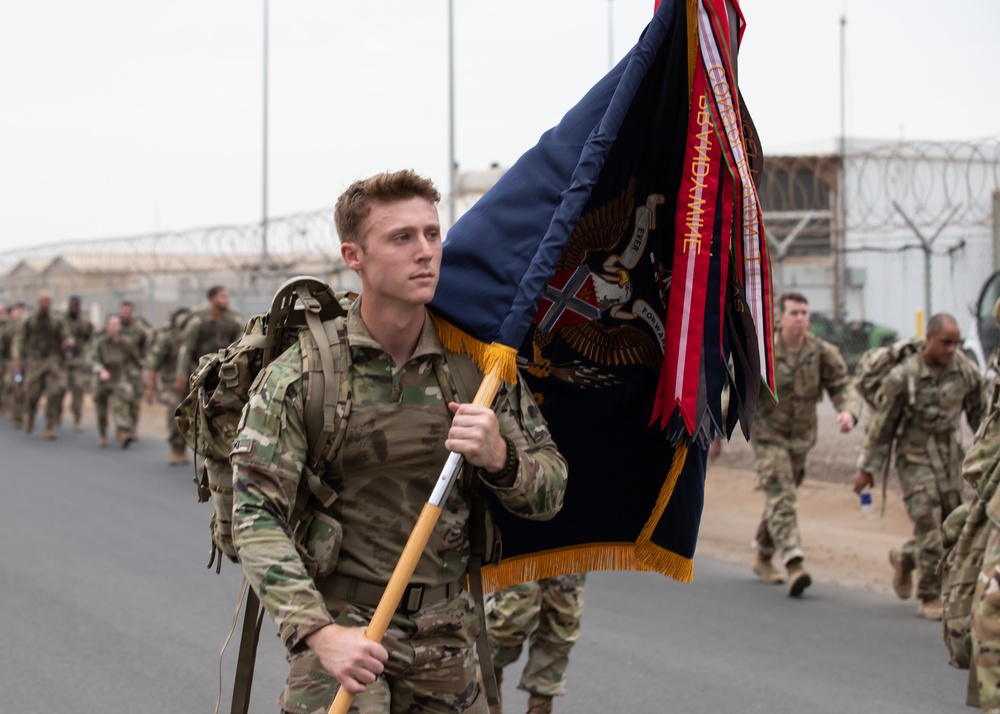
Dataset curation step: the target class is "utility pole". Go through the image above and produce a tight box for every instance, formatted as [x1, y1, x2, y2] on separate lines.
[262, 0, 270, 259]
[834, 14, 846, 325]
[447, 0, 457, 228]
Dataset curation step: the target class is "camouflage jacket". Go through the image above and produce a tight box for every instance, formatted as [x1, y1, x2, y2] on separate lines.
[176, 309, 243, 378]
[146, 323, 183, 382]
[857, 350, 986, 476]
[230, 301, 568, 652]
[752, 331, 859, 452]
[119, 317, 151, 360]
[90, 333, 142, 383]
[63, 313, 95, 366]
[12, 311, 68, 362]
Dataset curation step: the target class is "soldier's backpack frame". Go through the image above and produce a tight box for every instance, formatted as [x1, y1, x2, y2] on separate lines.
[176, 275, 500, 714]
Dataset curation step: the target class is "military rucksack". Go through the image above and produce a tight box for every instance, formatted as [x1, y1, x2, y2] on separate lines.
[176, 276, 355, 570]
[853, 336, 924, 410]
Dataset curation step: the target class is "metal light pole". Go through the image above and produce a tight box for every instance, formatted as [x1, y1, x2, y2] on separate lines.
[834, 14, 846, 324]
[447, 0, 457, 228]
[262, 0, 270, 259]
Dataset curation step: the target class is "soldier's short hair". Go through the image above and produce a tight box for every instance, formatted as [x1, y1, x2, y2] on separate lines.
[778, 291, 808, 314]
[207, 285, 225, 301]
[334, 170, 440, 247]
[68, 295, 81, 303]
[927, 312, 958, 337]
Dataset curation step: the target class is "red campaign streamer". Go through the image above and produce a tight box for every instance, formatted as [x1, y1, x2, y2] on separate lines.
[654, 47, 723, 433]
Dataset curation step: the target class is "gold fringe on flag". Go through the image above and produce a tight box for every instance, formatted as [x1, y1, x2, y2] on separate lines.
[480, 441, 695, 592]
[431, 314, 519, 384]
[481, 542, 693, 594]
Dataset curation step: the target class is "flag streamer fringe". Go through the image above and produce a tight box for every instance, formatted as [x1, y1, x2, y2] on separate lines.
[637, 441, 689, 543]
[431, 315, 519, 384]
[481, 543, 693, 593]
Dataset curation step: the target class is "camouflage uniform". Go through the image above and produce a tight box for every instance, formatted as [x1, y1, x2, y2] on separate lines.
[752, 331, 859, 565]
[969, 348, 1000, 711]
[147, 320, 189, 452]
[0, 318, 22, 423]
[175, 307, 243, 382]
[13, 310, 69, 433]
[119, 315, 151, 430]
[487, 573, 586, 699]
[90, 331, 142, 440]
[63, 311, 95, 428]
[858, 350, 985, 601]
[231, 302, 568, 714]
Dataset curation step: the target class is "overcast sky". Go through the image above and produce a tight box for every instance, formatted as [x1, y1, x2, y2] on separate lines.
[1, 0, 997, 252]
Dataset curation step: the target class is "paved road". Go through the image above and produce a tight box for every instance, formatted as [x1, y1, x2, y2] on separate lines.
[0, 420, 973, 713]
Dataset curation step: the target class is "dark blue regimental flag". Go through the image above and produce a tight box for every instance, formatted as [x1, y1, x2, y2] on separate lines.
[429, 0, 772, 589]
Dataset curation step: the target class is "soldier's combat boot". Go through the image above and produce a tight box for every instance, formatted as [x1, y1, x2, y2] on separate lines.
[889, 548, 914, 600]
[43, 426, 56, 440]
[73, 417, 83, 433]
[526, 694, 553, 714]
[23, 415, 33, 434]
[98, 431, 108, 448]
[785, 557, 812, 597]
[917, 596, 943, 620]
[752, 552, 784, 584]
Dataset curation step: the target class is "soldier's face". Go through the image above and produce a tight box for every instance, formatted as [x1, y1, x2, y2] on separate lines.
[106, 316, 122, 338]
[342, 197, 442, 309]
[211, 289, 230, 311]
[780, 300, 809, 337]
[925, 323, 961, 366]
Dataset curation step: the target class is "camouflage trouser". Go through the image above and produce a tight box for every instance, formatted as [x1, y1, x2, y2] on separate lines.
[93, 379, 136, 435]
[897, 461, 962, 601]
[973, 525, 1000, 712]
[279, 591, 487, 714]
[127, 372, 144, 429]
[5, 375, 24, 425]
[24, 356, 67, 429]
[157, 386, 185, 449]
[753, 442, 807, 565]
[65, 361, 91, 423]
[486, 573, 587, 697]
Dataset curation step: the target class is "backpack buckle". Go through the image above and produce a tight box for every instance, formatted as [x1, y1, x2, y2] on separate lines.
[299, 295, 322, 313]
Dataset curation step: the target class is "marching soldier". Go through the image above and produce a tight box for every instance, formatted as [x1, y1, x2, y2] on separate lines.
[145, 307, 191, 464]
[63, 295, 95, 432]
[12, 290, 69, 439]
[91, 314, 143, 448]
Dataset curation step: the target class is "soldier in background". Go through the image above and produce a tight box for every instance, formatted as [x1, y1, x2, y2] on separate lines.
[855, 313, 986, 620]
[0, 303, 26, 425]
[12, 290, 68, 439]
[749, 291, 859, 597]
[487, 574, 586, 714]
[117, 300, 151, 437]
[146, 307, 190, 464]
[63, 295, 95, 432]
[173, 286, 242, 395]
[91, 314, 142, 448]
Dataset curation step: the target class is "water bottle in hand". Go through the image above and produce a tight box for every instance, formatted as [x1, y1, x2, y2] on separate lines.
[859, 486, 874, 520]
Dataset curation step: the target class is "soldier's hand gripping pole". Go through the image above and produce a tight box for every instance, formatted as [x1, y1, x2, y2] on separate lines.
[327, 370, 505, 714]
